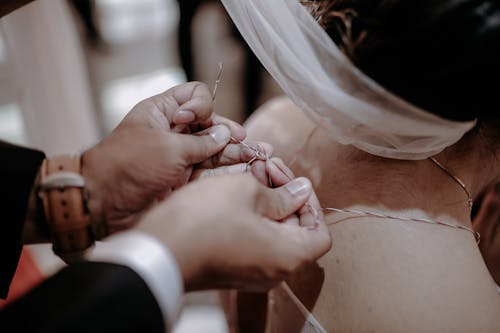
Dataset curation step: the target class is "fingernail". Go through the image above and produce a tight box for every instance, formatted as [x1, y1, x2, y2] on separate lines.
[285, 177, 311, 197]
[175, 110, 195, 123]
[208, 125, 231, 145]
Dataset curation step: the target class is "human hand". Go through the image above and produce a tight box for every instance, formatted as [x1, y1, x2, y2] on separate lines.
[137, 173, 332, 292]
[472, 183, 500, 284]
[190, 142, 273, 181]
[80, 82, 251, 237]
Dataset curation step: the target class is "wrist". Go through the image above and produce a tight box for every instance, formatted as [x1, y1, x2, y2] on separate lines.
[137, 204, 207, 291]
[81, 148, 108, 239]
[38, 155, 96, 262]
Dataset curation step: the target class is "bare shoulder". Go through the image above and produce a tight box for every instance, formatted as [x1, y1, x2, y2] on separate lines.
[289, 215, 500, 333]
[245, 96, 316, 164]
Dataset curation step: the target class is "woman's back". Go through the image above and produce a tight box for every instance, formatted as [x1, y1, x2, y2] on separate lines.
[244, 97, 500, 333]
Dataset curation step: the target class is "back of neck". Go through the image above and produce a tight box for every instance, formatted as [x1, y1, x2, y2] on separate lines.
[290, 131, 488, 227]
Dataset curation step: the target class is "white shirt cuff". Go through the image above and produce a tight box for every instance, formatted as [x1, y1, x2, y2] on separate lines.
[85, 231, 184, 331]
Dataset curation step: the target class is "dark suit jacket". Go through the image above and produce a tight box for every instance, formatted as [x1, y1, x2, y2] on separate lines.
[0, 141, 165, 332]
[0, 141, 44, 298]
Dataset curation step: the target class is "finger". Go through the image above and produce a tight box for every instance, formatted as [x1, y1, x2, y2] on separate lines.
[213, 114, 246, 142]
[261, 217, 332, 274]
[256, 177, 313, 220]
[278, 220, 332, 263]
[258, 172, 326, 228]
[281, 214, 300, 227]
[199, 114, 246, 142]
[249, 158, 292, 188]
[179, 125, 231, 165]
[191, 163, 249, 180]
[199, 142, 273, 169]
[297, 188, 325, 228]
[266, 158, 295, 187]
[251, 160, 271, 186]
[280, 184, 324, 228]
[170, 82, 214, 124]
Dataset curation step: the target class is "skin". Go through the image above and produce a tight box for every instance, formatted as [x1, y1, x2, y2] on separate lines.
[20, 82, 332, 292]
[138, 172, 331, 292]
[473, 183, 500, 284]
[23, 82, 249, 243]
[5, 0, 333, 304]
[237, 96, 500, 333]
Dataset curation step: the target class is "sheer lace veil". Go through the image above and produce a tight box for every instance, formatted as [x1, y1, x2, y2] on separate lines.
[220, 0, 476, 160]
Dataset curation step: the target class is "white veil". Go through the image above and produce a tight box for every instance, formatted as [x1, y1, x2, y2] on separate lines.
[220, 0, 476, 160]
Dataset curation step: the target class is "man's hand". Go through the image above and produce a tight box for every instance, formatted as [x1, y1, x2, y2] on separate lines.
[137, 173, 332, 292]
[80, 82, 253, 237]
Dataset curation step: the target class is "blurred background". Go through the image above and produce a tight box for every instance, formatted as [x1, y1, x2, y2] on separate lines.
[0, 0, 282, 331]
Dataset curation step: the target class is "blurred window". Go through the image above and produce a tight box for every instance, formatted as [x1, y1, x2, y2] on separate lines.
[0, 34, 27, 145]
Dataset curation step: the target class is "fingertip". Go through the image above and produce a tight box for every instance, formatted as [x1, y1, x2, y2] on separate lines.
[173, 109, 196, 124]
[300, 222, 333, 258]
[207, 125, 231, 145]
[212, 114, 246, 141]
[231, 126, 247, 142]
[170, 82, 213, 120]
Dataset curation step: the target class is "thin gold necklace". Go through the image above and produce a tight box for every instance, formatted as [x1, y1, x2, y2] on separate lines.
[209, 62, 479, 243]
[324, 157, 479, 244]
[428, 157, 473, 209]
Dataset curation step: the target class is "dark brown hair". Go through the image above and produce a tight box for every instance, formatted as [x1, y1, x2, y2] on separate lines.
[303, 0, 500, 123]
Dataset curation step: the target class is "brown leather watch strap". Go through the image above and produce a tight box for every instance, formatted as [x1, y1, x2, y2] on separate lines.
[39, 155, 94, 263]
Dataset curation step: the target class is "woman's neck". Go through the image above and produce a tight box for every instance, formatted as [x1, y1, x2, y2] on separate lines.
[291, 128, 498, 228]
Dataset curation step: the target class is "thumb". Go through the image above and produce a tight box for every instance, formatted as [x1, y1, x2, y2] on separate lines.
[277, 219, 333, 264]
[257, 177, 313, 220]
[180, 125, 231, 165]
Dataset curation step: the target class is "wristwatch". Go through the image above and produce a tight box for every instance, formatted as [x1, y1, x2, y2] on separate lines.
[38, 155, 95, 263]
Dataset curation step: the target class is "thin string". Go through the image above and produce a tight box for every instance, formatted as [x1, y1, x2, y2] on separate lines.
[321, 157, 479, 243]
[210, 62, 478, 242]
[324, 207, 480, 244]
[211, 62, 320, 225]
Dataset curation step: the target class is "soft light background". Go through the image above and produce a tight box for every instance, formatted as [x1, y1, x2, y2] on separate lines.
[0, 0, 281, 331]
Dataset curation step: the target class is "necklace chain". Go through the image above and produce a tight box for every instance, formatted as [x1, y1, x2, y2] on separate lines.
[429, 157, 473, 209]
[323, 157, 479, 244]
[324, 207, 480, 244]
[210, 62, 479, 244]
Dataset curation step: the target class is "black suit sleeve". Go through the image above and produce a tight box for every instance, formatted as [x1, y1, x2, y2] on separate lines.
[0, 141, 45, 299]
[0, 262, 165, 333]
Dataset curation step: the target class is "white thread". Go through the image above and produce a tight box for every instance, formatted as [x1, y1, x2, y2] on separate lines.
[212, 63, 320, 226]
[324, 207, 480, 244]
